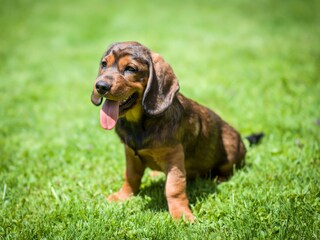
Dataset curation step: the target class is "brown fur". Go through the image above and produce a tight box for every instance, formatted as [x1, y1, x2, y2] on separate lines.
[91, 42, 246, 221]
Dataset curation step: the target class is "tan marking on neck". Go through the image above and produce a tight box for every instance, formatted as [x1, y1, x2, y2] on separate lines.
[124, 103, 143, 122]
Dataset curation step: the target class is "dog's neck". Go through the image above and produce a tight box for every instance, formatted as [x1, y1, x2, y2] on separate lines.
[123, 104, 143, 122]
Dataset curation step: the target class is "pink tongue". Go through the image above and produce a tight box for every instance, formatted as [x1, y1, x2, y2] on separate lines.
[100, 100, 119, 130]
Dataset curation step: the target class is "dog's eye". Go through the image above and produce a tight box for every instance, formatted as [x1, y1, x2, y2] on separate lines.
[101, 61, 107, 69]
[124, 66, 137, 73]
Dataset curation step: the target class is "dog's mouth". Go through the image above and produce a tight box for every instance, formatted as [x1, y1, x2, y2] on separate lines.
[100, 92, 138, 130]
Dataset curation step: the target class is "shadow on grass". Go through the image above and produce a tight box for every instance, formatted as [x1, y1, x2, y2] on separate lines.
[138, 176, 219, 212]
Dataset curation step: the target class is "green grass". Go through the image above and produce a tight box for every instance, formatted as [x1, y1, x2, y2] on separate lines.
[1, 0, 320, 238]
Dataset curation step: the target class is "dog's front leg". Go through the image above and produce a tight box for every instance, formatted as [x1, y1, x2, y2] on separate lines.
[164, 144, 194, 221]
[107, 145, 145, 201]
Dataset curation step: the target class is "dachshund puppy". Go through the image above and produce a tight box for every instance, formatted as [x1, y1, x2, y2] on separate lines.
[91, 42, 246, 221]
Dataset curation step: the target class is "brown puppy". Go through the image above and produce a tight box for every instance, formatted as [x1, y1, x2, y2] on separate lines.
[91, 42, 246, 221]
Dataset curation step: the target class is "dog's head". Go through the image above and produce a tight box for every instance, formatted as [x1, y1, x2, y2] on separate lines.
[91, 42, 180, 130]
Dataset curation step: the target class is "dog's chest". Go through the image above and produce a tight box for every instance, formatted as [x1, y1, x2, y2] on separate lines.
[116, 117, 178, 150]
[115, 119, 153, 150]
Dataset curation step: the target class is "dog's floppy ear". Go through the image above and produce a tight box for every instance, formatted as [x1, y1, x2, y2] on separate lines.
[142, 52, 179, 116]
[91, 91, 102, 106]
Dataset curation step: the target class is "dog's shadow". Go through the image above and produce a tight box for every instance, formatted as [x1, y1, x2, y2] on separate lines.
[138, 173, 219, 212]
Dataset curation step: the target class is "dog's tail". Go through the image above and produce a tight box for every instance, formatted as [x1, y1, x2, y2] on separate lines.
[245, 132, 264, 147]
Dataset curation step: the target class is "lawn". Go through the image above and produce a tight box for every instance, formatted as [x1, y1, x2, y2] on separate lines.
[1, 0, 319, 239]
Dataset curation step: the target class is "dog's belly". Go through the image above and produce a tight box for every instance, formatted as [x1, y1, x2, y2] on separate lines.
[184, 157, 218, 179]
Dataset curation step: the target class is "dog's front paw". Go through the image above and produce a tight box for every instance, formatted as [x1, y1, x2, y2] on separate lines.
[170, 206, 196, 222]
[106, 191, 132, 202]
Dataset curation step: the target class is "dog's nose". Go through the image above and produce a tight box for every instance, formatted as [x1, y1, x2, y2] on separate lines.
[95, 81, 111, 95]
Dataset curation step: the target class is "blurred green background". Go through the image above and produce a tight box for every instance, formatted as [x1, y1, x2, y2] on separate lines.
[1, 0, 319, 239]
